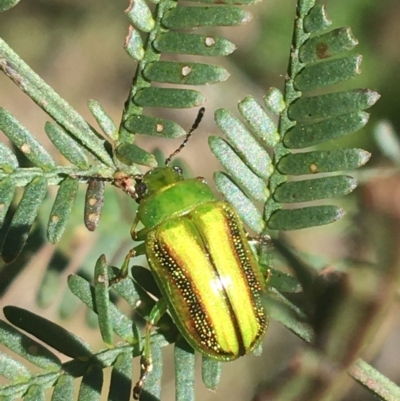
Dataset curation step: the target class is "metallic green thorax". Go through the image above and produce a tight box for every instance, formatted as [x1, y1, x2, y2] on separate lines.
[135, 166, 267, 360]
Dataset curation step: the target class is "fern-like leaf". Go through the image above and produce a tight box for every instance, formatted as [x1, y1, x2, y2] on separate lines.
[211, 0, 378, 236]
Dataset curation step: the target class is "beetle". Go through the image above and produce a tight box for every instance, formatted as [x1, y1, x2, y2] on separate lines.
[114, 108, 269, 399]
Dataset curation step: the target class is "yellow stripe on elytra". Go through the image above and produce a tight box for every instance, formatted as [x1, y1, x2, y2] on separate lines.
[193, 202, 260, 351]
[157, 218, 240, 356]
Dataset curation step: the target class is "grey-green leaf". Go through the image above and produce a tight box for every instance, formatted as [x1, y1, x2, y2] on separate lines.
[175, 340, 195, 401]
[47, 177, 79, 243]
[45, 122, 90, 169]
[0, 0, 21, 11]
[273, 176, 357, 203]
[162, 6, 251, 29]
[24, 385, 46, 401]
[125, 0, 155, 32]
[142, 343, 162, 400]
[88, 100, 118, 141]
[2, 176, 48, 263]
[288, 89, 380, 122]
[154, 32, 236, 56]
[294, 55, 362, 92]
[268, 205, 345, 230]
[215, 109, 273, 179]
[108, 352, 132, 401]
[124, 26, 145, 61]
[238, 96, 279, 147]
[0, 108, 55, 170]
[284, 111, 369, 148]
[0, 320, 61, 370]
[303, 4, 332, 34]
[214, 171, 265, 233]
[264, 87, 285, 115]
[143, 61, 229, 85]
[3, 306, 93, 359]
[0, 352, 31, 380]
[78, 364, 103, 401]
[0, 178, 15, 227]
[84, 178, 105, 232]
[52, 375, 75, 401]
[277, 149, 371, 175]
[0, 143, 18, 172]
[68, 275, 140, 344]
[186, 0, 259, 4]
[209, 136, 269, 202]
[202, 357, 221, 390]
[94, 255, 113, 346]
[299, 27, 358, 64]
[125, 114, 186, 138]
[134, 87, 206, 108]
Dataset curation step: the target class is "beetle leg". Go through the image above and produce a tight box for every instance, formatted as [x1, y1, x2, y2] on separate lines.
[130, 214, 149, 241]
[109, 243, 146, 285]
[133, 298, 168, 399]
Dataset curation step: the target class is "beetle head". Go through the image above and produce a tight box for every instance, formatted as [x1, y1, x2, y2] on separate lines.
[135, 166, 184, 202]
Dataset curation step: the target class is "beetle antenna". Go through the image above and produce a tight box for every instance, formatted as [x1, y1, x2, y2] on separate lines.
[165, 107, 205, 166]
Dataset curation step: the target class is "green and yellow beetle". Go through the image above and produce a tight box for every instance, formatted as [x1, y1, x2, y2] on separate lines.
[115, 109, 268, 398]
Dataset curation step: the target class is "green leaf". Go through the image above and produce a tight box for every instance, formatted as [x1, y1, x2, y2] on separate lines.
[125, 114, 186, 138]
[162, 6, 251, 29]
[268, 206, 345, 231]
[116, 143, 157, 167]
[153, 32, 236, 56]
[288, 89, 380, 122]
[134, 87, 206, 109]
[267, 289, 314, 343]
[283, 111, 370, 148]
[143, 61, 229, 85]
[2, 176, 48, 263]
[269, 269, 302, 293]
[299, 27, 358, 64]
[294, 55, 362, 91]
[303, 4, 332, 33]
[277, 149, 371, 175]
[274, 176, 357, 203]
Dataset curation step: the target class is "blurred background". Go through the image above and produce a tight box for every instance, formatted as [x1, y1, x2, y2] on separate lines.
[1, 0, 400, 400]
